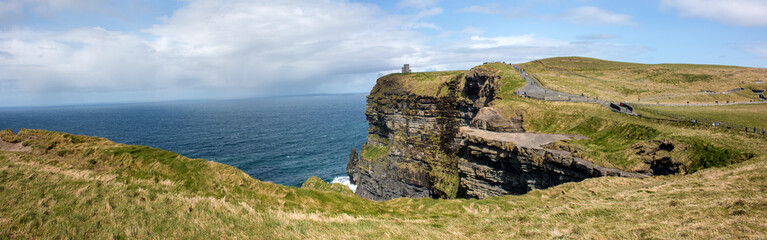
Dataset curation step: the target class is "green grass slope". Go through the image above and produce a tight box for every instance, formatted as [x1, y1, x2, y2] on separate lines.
[2, 59, 767, 238]
[2, 129, 767, 239]
[367, 61, 762, 174]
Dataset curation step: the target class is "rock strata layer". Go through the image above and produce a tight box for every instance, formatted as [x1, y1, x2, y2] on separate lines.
[470, 107, 524, 133]
[458, 127, 644, 199]
[347, 66, 646, 201]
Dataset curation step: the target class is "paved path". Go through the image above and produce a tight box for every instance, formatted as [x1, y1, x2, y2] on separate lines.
[460, 127, 588, 149]
[532, 64, 767, 107]
[510, 65, 638, 115]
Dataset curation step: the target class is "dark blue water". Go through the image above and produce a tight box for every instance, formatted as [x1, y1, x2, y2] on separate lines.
[0, 94, 368, 187]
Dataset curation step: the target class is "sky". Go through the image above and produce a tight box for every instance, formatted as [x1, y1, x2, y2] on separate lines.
[1, 0, 766, 107]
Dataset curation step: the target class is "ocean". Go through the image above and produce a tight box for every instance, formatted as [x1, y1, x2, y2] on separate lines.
[0, 94, 368, 188]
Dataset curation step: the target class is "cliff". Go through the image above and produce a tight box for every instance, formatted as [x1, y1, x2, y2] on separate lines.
[347, 63, 641, 200]
[347, 71, 472, 200]
[347, 66, 506, 200]
[346, 62, 748, 201]
[2, 59, 765, 238]
[458, 127, 643, 198]
[2, 128, 765, 239]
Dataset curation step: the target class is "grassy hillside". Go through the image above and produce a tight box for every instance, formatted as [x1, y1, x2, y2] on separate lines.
[368, 61, 762, 174]
[432, 62, 764, 173]
[2, 129, 767, 239]
[371, 70, 467, 97]
[636, 104, 767, 130]
[521, 57, 767, 104]
[2, 59, 766, 238]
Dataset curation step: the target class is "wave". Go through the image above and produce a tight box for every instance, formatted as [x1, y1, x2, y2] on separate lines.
[330, 176, 357, 193]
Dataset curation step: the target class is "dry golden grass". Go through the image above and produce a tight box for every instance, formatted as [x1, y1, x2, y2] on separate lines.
[522, 57, 767, 104]
[1, 59, 766, 239]
[639, 104, 767, 129]
[372, 70, 466, 97]
[0, 128, 766, 239]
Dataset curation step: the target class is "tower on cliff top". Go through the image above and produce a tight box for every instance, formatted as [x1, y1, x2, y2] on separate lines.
[402, 64, 411, 74]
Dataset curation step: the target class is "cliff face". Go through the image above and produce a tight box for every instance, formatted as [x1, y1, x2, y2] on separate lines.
[347, 65, 641, 201]
[348, 92, 476, 200]
[458, 128, 643, 199]
[347, 70, 480, 201]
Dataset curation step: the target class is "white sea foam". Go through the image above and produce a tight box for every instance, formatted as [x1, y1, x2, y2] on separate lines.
[331, 176, 357, 192]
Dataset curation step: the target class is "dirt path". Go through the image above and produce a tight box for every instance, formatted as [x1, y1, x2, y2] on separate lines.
[0, 140, 31, 153]
[459, 127, 587, 149]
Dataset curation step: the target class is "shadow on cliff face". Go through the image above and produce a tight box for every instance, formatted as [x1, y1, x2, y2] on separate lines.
[462, 67, 500, 109]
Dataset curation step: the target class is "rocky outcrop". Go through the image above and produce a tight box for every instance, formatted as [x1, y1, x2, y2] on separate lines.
[349, 90, 473, 200]
[631, 139, 683, 175]
[347, 66, 645, 201]
[346, 148, 360, 184]
[347, 69, 483, 201]
[463, 67, 500, 109]
[350, 148, 433, 200]
[458, 128, 644, 199]
[469, 107, 524, 133]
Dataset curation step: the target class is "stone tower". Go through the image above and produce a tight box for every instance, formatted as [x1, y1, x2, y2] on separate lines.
[402, 64, 411, 74]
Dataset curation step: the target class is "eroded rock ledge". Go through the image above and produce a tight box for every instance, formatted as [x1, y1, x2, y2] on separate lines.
[458, 127, 645, 199]
[347, 65, 647, 201]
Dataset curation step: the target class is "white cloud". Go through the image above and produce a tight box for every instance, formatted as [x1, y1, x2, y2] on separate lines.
[0, 0, 108, 22]
[467, 34, 567, 49]
[0, 28, 162, 93]
[403, 34, 649, 71]
[457, 4, 502, 15]
[661, 0, 767, 26]
[407, 7, 443, 30]
[414, 7, 443, 19]
[397, 0, 437, 9]
[0, 0, 653, 106]
[749, 44, 767, 58]
[456, 3, 530, 18]
[409, 22, 440, 29]
[0, 0, 425, 101]
[461, 27, 484, 35]
[557, 6, 635, 26]
[577, 34, 618, 40]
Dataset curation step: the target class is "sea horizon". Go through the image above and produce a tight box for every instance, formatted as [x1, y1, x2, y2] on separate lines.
[0, 94, 369, 187]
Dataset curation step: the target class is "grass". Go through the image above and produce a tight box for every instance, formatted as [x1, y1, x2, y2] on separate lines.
[468, 62, 762, 172]
[367, 59, 763, 179]
[638, 104, 767, 129]
[372, 71, 467, 97]
[2, 129, 767, 238]
[521, 56, 767, 104]
[1, 58, 766, 238]
[498, 95, 762, 171]
[360, 143, 389, 161]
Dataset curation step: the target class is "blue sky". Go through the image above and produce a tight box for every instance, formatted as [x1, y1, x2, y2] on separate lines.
[1, 0, 766, 107]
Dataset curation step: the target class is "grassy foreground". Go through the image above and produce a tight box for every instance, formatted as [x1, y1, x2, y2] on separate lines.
[1, 129, 767, 239]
